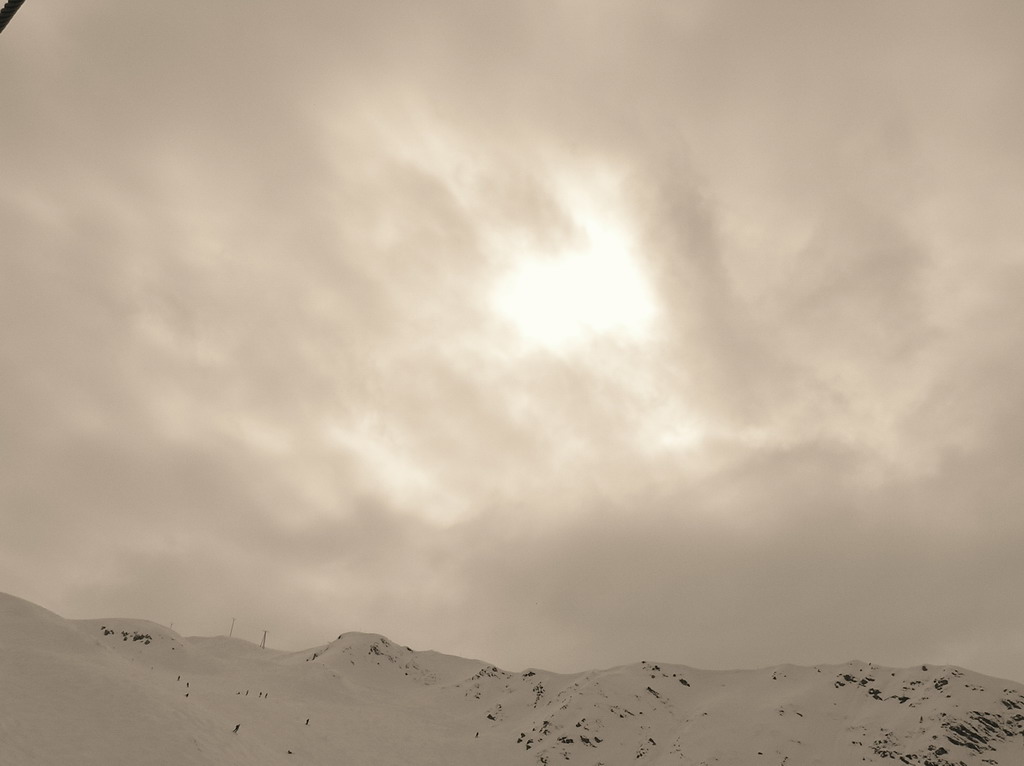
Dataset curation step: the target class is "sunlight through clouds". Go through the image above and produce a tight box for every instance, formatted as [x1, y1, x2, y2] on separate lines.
[490, 169, 658, 352]
[5, 0, 1024, 687]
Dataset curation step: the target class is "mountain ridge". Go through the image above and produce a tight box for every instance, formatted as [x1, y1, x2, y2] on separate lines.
[2, 591, 1022, 765]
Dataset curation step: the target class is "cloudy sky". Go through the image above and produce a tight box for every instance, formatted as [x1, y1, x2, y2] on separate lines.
[3, 1, 1024, 682]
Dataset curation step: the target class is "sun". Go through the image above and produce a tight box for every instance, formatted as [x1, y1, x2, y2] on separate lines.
[491, 180, 658, 352]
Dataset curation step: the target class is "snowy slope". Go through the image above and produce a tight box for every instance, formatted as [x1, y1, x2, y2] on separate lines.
[2, 592, 1023, 766]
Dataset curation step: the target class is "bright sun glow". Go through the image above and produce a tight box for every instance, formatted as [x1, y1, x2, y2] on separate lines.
[492, 178, 658, 352]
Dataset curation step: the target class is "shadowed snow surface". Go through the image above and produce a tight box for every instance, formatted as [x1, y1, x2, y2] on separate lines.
[2, 592, 1023, 765]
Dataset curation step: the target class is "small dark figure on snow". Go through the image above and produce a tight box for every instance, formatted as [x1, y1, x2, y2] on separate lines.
[305, 718, 310, 726]
[233, 724, 240, 734]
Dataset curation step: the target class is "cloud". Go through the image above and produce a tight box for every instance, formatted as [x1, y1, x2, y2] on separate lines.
[2, 0, 1024, 684]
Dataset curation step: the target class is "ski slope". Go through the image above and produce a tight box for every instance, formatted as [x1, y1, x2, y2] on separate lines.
[2, 592, 1023, 765]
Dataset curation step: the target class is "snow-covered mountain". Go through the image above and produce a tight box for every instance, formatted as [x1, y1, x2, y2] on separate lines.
[2, 592, 1022, 765]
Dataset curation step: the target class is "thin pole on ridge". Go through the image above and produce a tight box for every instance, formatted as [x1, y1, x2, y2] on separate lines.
[229, 617, 236, 637]
[260, 630, 267, 649]
[0, 0, 29, 36]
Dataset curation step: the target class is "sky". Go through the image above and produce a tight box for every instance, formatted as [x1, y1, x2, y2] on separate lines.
[2, 1, 1024, 683]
